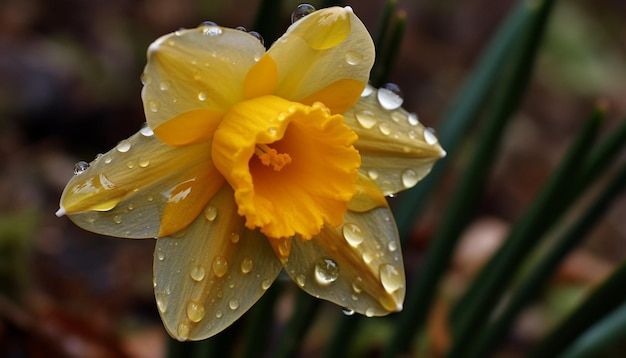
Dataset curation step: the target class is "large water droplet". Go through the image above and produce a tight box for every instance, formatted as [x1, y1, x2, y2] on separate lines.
[228, 298, 240, 310]
[408, 112, 419, 126]
[291, 4, 316, 23]
[355, 110, 377, 129]
[377, 83, 404, 110]
[342, 223, 364, 247]
[314, 258, 339, 285]
[240, 257, 254, 274]
[424, 127, 438, 145]
[177, 321, 190, 341]
[203, 26, 223, 36]
[379, 263, 403, 293]
[116, 140, 132, 153]
[148, 100, 160, 113]
[190, 265, 206, 282]
[203, 205, 217, 221]
[186, 301, 206, 322]
[74, 161, 89, 175]
[140, 123, 154, 136]
[401, 169, 419, 188]
[345, 50, 363, 65]
[212, 256, 228, 277]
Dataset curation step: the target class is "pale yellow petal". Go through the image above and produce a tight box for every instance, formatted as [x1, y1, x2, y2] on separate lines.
[141, 25, 266, 133]
[153, 185, 283, 341]
[265, 6, 374, 113]
[344, 86, 446, 196]
[59, 127, 223, 238]
[283, 207, 405, 316]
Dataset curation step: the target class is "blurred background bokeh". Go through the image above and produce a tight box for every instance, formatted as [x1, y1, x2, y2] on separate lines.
[1, 0, 625, 357]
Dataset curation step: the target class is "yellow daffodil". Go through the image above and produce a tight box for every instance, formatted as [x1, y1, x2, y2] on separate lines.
[56, 6, 445, 341]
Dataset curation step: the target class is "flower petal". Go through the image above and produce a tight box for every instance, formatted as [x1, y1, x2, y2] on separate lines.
[59, 127, 223, 238]
[282, 207, 405, 315]
[345, 86, 447, 196]
[153, 185, 283, 341]
[265, 6, 374, 113]
[142, 25, 266, 145]
[212, 95, 360, 239]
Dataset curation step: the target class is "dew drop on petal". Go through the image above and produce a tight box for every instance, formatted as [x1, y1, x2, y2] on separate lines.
[113, 215, 122, 224]
[148, 100, 160, 113]
[424, 127, 439, 145]
[248, 31, 264, 46]
[198, 91, 207, 101]
[362, 251, 374, 264]
[345, 50, 363, 65]
[379, 263, 403, 294]
[230, 232, 240, 244]
[378, 122, 392, 135]
[354, 110, 377, 129]
[377, 83, 404, 110]
[200, 21, 217, 27]
[74, 161, 89, 175]
[401, 169, 419, 188]
[139, 157, 150, 168]
[212, 256, 228, 277]
[140, 123, 154, 136]
[203, 26, 223, 36]
[215, 310, 223, 318]
[155, 291, 168, 313]
[388, 240, 398, 252]
[408, 112, 419, 126]
[186, 301, 206, 322]
[156, 249, 165, 261]
[177, 321, 190, 341]
[352, 276, 364, 293]
[203, 205, 218, 221]
[368, 170, 379, 180]
[361, 84, 374, 97]
[236, 25, 247, 31]
[342, 308, 355, 316]
[159, 81, 170, 91]
[314, 258, 339, 285]
[240, 257, 254, 274]
[126, 160, 134, 169]
[267, 127, 278, 136]
[116, 140, 132, 153]
[261, 279, 272, 290]
[296, 274, 306, 287]
[190, 265, 206, 282]
[342, 222, 364, 247]
[140, 72, 152, 85]
[365, 307, 376, 317]
[228, 298, 240, 310]
[291, 3, 316, 23]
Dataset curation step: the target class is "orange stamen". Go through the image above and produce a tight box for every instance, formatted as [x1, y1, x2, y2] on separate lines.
[255, 144, 292, 171]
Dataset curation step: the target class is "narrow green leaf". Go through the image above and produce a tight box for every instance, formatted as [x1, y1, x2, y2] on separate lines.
[530, 260, 626, 358]
[376, 11, 406, 85]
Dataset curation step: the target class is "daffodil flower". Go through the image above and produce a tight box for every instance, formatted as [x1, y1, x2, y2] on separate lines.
[56, 6, 445, 341]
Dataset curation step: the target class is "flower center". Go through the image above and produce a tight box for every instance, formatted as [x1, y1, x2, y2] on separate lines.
[254, 144, 292, 171]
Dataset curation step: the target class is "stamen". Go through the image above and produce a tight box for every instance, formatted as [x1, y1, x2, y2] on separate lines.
[255, 144, 292, 171]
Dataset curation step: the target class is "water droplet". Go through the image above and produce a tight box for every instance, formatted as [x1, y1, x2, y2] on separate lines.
[391, 112, 404, 122]
[139, 157, 150, 168]
[147, 195, 154, 202]
[140, 123, 154, 136]
[362, 251, 374, 264]
[365, 307, 376, 317]
[248, 31, 264, 46]
[230, 232, 240, 243]
[408, 112, 419, 126]
[228, 298, 240, 310]
[236, 25, 247, 31]
[424, 127, 438, 145]
[159, 81, 170, 91]
[186, 300, 206, 322]
[342, 223, 364, 247]
[361, 84, 374, 97]
[408, 130, 418, 139]
[74, 161, 89, 175]
[296, 274, 306, 287]
[126, 160, 134, 169]
[104, 157, 112, 164]
[355, 110, 377, 129]
[148, 100, 160, 113]
[314, 258, 339, 285]
[176, 321, 190, 341]
[212, 256, 228, 277]
[277, 239, 290, 257]
[116, 140, 132, 153]
[200, 21, 217, 27]
[352, 277, 364, 293]
[240, 257, 254, 274]
[345, 50, 363, 65]
[342, 308, 355, 316]
[379, 264, 403, 293]
[198, 91, 207, 101]
[267, 127, 278, 136]
[190, 265, 206, 282]
[377, 83, 404, 110]
[203, 26, 223, 36]
[368, 170, 379, 180]
[378, 122, 392, 135]
[261, 279, 272, 290]
[215, 310, 223, 318]
[401, 169, 419, 188]
[155, 291, 167, 313]
[388, 240, 398, 252]
[157, 249, 165, 261]
[113, 215, 122, 224]
[291, 3, 316, 23]
[140, 72, 152, 85]
[203, 205, 217, 221]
